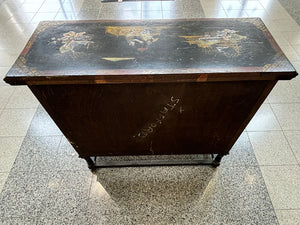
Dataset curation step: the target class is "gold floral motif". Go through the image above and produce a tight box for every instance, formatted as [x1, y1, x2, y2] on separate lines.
[262, 64, 272, 71]
[180, 29, 247, 58]
[106, 26, 167, 49]
[49, 31, 94, 58]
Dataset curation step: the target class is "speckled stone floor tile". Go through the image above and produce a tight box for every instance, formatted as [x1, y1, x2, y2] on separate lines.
[11, 135, 62, 172]
[77, 10, 100, 20]
[0, 137, 24, 172]
[80, 0, 102, 12]
[260, 165, 300, 210]
[0, 108, 37, 136]
[0, 67, 10, 86]
[0, 171, 52, 217]
[284, 131, 300, 162]
[246, 104, 281, 131]
[72, 165, 278, 224]
[0, 94, 277, 224]
[268, 81, 300, 103]
[278, 0, 300, 25]
[26, 105, 62, 136]
[93, 132, 257, 167]
[0, 172, 9, 192]
[276, 209, 300, 225]
[0, 217, 37, 225]
[2, 0, 299, 224]
[0, 170, 92, 219]
[0, 86, 14, 109]
[36, 217, 74, 225]
[221, 132, 258, 167]
[39, 188, 90, 220]
[11, 135, 89, 173]
[248, 131, 298, 166]
[5, 86, 39, 109]
[271, 103, 300, 130]
[98, 10, 142, 20]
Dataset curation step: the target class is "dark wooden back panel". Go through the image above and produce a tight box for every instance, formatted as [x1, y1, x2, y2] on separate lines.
[30, 80, 271, 157]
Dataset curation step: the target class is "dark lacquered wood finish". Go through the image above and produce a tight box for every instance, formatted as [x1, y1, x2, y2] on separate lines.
[29, 80, 276, 157]
[4, 18, 297, 85]
[4, 19, 298, 165]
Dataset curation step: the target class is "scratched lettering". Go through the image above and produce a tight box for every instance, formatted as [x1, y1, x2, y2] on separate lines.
[133, 96, 180, 139]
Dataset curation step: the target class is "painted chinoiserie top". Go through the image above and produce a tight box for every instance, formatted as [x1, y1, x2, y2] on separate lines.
[4, 18, 298, 85]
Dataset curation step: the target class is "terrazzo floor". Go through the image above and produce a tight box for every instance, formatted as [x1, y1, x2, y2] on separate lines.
[0, 0, 300, 224]
[278, 0, 300, 25]
[1, 109, 278, 224]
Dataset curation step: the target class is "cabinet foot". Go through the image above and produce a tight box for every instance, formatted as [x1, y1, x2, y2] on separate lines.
[212, 154, 224, 167]
[84, 157, 97, 171]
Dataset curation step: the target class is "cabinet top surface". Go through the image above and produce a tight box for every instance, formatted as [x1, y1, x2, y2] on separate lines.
[4, 18, 298, 84]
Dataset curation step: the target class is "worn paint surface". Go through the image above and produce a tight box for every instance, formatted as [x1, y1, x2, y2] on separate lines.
[105, 26, 167, 51]
[180, 29, 247, 58]
[6, 18, 293, 78]
[133, 96, 180, 139]
[49, 31, 94, 58]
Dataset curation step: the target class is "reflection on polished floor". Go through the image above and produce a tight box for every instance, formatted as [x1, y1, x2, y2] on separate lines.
[0, 0, 300, 224]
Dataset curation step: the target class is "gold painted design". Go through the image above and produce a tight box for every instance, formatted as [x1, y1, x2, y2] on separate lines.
[106, 26, 167, 50]
[240, 18, 267, 32]
[262, 64, 272, 71]
[49, 31, 94, 58]
[102, 57, 135, 62]
[180, 29, 247, 58]
[15, 56, 39, 76]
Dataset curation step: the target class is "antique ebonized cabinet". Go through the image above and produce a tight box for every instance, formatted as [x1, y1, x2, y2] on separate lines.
[4, 18, 298, 169]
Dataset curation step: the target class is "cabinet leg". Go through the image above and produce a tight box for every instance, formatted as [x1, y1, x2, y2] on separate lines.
[212, 154, 224, 167]
[84, 157, 96, 171]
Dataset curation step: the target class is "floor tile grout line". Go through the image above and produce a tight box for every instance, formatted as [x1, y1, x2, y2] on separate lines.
[257, 164, 299, 167]
[246, 131, 264, 167]
[269, 103, 300, 166]
[87, 172, 94, 198]
[268, 101, 300, 104]
[246, 130, 281, 224]
[275, 208, 300, 211]
[247, 129, 300, 132]
[29, 0, 55, 23]
[0, 216, 39, 220]
[26, 0, 45, 24]
[259, 164, 300, 167]
[0, 170, 15, 173]
[267, 102, 300, 105]
[1, 87, 16, 109]
[4, 107, 40, 110]
[258, 0, 275, 15]
[281, 130, 300, 166]
[0, 135, 64, 137]
[0, 107, 38, 178]
[246, 129, 281, 132]
[219, 2, 228, 18]
[0, 137, 26, 195]
[5, 169, 91, 174]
